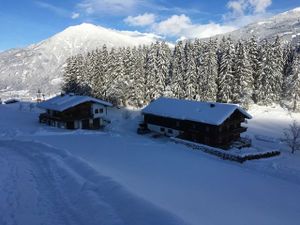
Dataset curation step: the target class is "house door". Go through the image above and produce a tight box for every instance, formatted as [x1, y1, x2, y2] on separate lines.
[93, 118, 100, 129]
[81, 119, 90, 129]
[66, 121, 74, 129]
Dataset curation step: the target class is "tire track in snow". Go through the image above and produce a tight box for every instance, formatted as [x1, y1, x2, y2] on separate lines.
[0, 140, 188, 225]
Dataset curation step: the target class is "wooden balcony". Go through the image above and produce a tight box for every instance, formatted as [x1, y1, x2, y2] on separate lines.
[39, 112, 93, 122]
[232, 126, 247, 134]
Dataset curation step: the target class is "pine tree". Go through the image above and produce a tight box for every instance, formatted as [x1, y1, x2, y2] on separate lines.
[106, 48, 125, 105]
[217, 37, 235, 103]
[198, 39, 218, 101]
[170, 41, 186, 99]
[130, 45, 147, 107]
[184, 41, 198, 100]
[285, 49, 300, 111]
[62, 56, 80, 93]
[232, 41, 253, 108]
[156, 41, 171, 97]
[282, 43, 295, 100]
[122, 47, 136, 106]
[62, 54, 90, 95]
[246, 36, 262, 103]
[145, 42, 158, 102]
[257, 38, 284, 104]
[272, 36, 284, 101]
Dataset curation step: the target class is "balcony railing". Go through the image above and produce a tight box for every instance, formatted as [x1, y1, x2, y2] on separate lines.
[39, 112, 93, 122]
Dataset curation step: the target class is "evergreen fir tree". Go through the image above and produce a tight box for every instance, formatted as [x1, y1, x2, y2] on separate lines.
[156, 41, 171, 97]
[272, 36, 284, 101]
[282, 43, 295, 100]
[257, 38, 283, 104]
[170, 41, 186, 99]
[106, 48, 125, 105]
[62, 56, 80, 93]
[130, 45, 147, 107]
[232, 41, 253, 108]
[246, 36, 262, 103]
[184, 41, 198, 100]
[217, 37, 235, 103]
[198, 39, 218, 101]
[145, 42, 159, 102]
[285, 50, 300, 111]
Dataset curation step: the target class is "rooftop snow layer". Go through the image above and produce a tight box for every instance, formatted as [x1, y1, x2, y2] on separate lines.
[38, 94, 112, 112]
[142, 97, 252, 125]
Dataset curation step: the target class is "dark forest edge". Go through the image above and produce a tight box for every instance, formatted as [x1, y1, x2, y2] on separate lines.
[62, 36, 300, 111]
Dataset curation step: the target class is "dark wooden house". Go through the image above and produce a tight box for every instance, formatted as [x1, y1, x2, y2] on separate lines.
[140, 97, 252, 149]
[38, 94, 112, 130]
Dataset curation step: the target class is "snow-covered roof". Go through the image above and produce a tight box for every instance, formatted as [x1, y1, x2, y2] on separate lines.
[37, 94, 112, 112]
[142, 97, 252, 126]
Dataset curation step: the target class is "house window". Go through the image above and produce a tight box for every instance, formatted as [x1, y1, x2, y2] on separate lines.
[95, 109, 99, 114]
[160, 127, 165, 132]
[168, 129, 173, 134]
[99, 108, 104, 113]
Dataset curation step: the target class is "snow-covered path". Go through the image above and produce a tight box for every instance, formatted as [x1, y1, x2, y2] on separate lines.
[1, 103, 300, 225]
[0, 140, 187, 225]
[35, 133, 300, 225]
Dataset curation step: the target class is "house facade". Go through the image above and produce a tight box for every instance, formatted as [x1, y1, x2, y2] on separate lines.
[140, 97, 252, 149]
[38, 94, 112, 130]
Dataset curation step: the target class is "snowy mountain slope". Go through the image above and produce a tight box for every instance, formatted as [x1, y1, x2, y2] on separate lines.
[0, 23, 160, 97]
[217, 7, 300, 43]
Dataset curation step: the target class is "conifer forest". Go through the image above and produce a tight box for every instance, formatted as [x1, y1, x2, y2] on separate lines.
[62, 37, 300, 110]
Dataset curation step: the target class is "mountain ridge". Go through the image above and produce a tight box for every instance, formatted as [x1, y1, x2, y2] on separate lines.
[213, 7, 300, 43]
[0, 23, 161, 98]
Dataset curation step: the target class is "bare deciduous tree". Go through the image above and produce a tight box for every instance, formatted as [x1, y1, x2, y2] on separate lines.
[283, 120, 300, 154]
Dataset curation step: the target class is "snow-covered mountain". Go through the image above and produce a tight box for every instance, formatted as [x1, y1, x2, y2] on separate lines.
[1, 7, 300, 99]
[218, 7, 300, 43]
[0, 23, 160, 98]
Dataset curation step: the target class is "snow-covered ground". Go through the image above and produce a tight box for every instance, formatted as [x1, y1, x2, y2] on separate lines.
[0, 102, 300, 225]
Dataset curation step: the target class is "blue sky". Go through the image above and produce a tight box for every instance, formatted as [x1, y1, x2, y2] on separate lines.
[0, 0, 299, 51]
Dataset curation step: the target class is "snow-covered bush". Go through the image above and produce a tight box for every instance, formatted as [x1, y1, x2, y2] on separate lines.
[283, 120, 300, 154]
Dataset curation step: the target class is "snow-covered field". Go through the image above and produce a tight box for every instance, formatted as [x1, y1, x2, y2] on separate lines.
[0, 102, 300, 225]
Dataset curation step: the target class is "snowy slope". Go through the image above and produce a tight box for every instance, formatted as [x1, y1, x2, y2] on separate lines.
[217, 7, 300, 43]
[0, 103, 300, 225]
[0, 140, 187, 225]
[0, 23, 160, 97]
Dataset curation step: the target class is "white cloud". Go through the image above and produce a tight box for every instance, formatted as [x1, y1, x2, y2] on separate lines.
[249, 0, 272, 13]
[78, 0, 142, 15]
[225, 0, 272, 26]
[153, 15, 191, 36]
[71, 12, 80, 19]
[227, 0, 272, 16]
[152, 14, 236, 39]
[120, 0, 273, 39]
[227, 0, 247, 16]
[124, 13, 156, 26]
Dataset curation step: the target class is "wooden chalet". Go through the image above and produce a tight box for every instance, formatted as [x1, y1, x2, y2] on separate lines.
[38, 94, 112, 130]
[140, 97, 252, 149]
